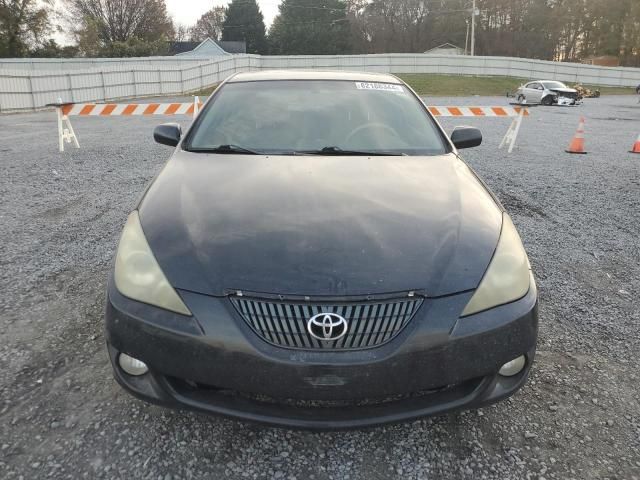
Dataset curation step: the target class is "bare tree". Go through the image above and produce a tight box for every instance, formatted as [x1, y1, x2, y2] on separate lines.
[64, 0, 174, 46]
[0, 0, 53, 56]
[173, 22, 190, 42]
[190, 6, 225, 41]
[345, 0, 638, 66]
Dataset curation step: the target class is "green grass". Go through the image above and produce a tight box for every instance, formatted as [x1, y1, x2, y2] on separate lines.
[190, 85, 219, 97]
[398, 74, 636, 96]
[189, 75, 636, 98]
[582, 85, 638, 95]
[398, 74, 521, 96]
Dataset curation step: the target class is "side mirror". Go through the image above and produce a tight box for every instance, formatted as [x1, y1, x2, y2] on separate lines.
[153, 123, 182, 147]
[451, 126, 482, 150]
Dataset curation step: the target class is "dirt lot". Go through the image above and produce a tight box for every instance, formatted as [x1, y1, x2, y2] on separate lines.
[1, 95, 639, 480]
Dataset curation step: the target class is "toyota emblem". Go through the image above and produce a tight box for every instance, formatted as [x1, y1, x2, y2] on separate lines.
[307, 313, 348, 341]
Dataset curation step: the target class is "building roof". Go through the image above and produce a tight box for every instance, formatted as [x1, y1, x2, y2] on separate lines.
[219, 41, 246, 54]
[175, 38, 228, 56]
[169, 41, 200, 55]
[170, 38, 247, 57]
[227, 70, 403, 83]
[424, 43, 464, 54]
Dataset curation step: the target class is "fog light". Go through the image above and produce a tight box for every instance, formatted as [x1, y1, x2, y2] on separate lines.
[499, 355, 526, 377]
[118, 353, 148, 376]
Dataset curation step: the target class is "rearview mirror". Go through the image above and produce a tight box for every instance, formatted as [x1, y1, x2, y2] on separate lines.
[153, 123, 182, 147]
[451, 127, 482, 150]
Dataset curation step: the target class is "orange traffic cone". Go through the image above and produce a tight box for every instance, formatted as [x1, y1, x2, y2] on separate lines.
[630, 134, 640, 154]
[566, 117, 587, 154]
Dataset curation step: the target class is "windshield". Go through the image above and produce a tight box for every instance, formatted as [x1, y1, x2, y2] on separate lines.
[186, 80, 448, 156]
[542, 81, 568, 89]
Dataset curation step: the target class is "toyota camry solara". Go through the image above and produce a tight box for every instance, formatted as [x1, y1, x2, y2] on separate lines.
[105, 70, 538, 429]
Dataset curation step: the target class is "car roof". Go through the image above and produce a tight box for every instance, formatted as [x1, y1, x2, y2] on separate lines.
[227, 70, 403, 84]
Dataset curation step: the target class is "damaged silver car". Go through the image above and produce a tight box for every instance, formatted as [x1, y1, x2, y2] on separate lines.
[516, 81, 579, 106]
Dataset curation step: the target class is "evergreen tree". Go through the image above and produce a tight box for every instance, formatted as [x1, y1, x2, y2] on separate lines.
[269, 0, 351, 55]
[221, 0, 267, 54]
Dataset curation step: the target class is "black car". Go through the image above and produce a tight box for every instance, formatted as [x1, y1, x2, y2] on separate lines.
[105, 70, 538, 429]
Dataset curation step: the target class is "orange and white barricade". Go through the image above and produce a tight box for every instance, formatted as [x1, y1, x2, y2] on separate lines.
[429, 106, 529, 153]
[51, 97, 203, 152]
[52, 99, 528, 154]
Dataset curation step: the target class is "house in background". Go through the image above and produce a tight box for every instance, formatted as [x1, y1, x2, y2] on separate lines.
[582, 55, 620, 67]
[168, 38, 247, 57]
[424, 43, 466, 56]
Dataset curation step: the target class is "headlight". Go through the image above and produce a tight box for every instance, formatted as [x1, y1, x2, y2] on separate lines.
[461, 213, 531, 317]
[114, 211, 191, 316]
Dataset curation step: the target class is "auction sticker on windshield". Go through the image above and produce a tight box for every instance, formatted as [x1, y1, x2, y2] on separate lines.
[355, 82, 404, 93]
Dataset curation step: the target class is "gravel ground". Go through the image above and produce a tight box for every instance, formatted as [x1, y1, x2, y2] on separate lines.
[1, 94, 639, 480]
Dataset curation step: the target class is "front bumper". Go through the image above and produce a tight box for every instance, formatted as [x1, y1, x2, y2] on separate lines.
[556, 96, 577, 106]
[549, 91, 579, 106]
[105, 276, 538, 429]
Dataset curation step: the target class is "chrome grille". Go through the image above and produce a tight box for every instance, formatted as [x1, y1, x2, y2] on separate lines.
[230, 296, 423, 350]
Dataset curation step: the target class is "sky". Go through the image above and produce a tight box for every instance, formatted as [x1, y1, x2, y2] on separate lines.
[167, 0, 280, 29]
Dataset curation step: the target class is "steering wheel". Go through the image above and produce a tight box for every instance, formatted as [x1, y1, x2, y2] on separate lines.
[345, 122, 399, 144]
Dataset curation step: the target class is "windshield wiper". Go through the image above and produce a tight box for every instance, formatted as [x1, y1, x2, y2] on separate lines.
[295, 146, 406, 156]
[188, 144, 263, 155]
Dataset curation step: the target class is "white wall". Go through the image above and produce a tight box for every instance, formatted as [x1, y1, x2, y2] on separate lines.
[1, 54, 639, 112]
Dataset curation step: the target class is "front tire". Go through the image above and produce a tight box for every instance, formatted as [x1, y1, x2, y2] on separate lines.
[541, 96, 554, 106]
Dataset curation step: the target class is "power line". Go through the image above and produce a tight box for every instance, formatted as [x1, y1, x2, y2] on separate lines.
[221, 1, 347, 13]
[207, 1, 475, 31]
[218, 1, 350, 29]
[223, 18, 350, 29]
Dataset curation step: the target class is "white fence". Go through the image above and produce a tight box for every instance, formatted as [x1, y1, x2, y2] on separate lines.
[2, 54, 640, 112]
[0, 56, 210, 71]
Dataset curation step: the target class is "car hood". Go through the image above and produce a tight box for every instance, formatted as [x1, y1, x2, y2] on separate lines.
[549, 87, 577, 94]
[138, 151, 502, 298]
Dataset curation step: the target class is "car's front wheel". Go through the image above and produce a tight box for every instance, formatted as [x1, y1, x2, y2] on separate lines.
[541, 95, 554, 106]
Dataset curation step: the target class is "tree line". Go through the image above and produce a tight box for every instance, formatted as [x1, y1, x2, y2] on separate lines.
[1, 0, 638, 67]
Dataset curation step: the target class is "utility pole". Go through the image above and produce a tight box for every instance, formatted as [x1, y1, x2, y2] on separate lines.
[465, 20, 470, 55]
[471, 0, 476, 56]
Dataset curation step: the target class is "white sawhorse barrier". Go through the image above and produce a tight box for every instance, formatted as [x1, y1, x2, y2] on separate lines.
[428, 105, 529, 154]
[51, 100, 528, 153]
[51, 97, 202, 152]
